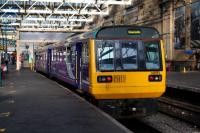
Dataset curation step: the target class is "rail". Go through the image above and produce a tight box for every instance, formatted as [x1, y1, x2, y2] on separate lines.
[159, 97, 200, 126]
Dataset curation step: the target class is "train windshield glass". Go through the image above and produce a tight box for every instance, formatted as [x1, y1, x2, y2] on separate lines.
[144, 42, 161, 70]
[96, 40, 161, 71]
[96, 40, 115, 70]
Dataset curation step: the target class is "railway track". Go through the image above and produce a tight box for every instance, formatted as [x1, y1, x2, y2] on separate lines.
[119, 118, 161, 133]
[159, 97, 200, 127]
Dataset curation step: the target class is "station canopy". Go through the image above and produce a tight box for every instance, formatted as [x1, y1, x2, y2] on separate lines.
[0, 0, 132, 33]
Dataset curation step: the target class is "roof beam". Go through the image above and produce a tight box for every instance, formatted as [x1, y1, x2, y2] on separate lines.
[5, 0, 132, 5]
[0, 9, 109, 15]
[18, 40, 59, 43]
[0, 0, 132, 32]
[17, 28, 90, 32]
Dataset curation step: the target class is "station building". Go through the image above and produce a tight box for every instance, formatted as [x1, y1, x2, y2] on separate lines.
[86, 0, 200, 71]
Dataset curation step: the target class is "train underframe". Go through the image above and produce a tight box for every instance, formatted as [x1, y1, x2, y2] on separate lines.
[92, 97, 158, 119]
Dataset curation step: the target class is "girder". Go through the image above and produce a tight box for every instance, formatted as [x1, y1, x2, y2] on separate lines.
[17, 28, 90, 32]
[0, 0, 132, 32]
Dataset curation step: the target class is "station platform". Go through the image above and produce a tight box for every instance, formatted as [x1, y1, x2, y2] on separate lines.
[0, 66, 131, 133]
[167, 71, 200, 93]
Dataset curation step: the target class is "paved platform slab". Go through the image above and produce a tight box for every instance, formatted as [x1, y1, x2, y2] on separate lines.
[0, 66, 131, 133]
[167, 71, 200, 93]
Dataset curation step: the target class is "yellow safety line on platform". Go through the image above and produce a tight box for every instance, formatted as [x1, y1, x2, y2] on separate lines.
[0, 112, 11, 117]
[0, 128, 6, 132]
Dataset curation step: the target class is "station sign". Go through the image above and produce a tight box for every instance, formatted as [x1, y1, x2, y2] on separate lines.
[184, 50, 193, 55]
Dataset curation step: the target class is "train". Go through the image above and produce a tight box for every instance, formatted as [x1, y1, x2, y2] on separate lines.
[35, 25, 166, 118]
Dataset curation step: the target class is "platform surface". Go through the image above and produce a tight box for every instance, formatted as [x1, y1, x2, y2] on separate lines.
[0, 66, 131, 133]
[167, 71, 200, 93]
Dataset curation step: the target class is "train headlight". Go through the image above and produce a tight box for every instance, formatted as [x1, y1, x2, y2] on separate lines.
[97, 76, 112, 83]
[149, 75, 162, 82]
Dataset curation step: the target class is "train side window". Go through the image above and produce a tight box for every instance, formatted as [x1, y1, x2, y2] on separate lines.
[51, 50, 54, 61]
[82, 42, 89, 64]
[45, 52, 47, 61]
[54, 49, 56, 61]
[66, 45, 71, 63]
[61, 51, 63, 62]
[56, 49, 59, 61]
[59, 49, 62, 62]
[54, 49, 57, 61]
[71, 45, 76, 64]
[63, 47, 66, 62]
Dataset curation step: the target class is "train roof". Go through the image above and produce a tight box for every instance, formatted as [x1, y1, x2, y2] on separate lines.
[66, 25, 160, 43]
[36, 25, 161, 50]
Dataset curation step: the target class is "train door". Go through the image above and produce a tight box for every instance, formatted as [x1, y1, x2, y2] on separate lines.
[47, 48, 52, 74]
[76, 42, 82, 89]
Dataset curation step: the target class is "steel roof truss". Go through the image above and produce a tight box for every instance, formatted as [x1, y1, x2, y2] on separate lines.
[0, 0, 132, 32]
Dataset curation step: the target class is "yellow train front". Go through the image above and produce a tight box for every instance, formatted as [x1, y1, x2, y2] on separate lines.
[88, 26, 166, 118]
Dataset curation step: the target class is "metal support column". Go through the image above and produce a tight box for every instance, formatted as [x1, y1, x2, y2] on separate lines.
[16, 30, 20, 70]
[169, 1, 175, 60]
[185, 0, 191, 50]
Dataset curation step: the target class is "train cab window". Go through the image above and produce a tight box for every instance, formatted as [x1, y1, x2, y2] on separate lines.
[96, 40, 138, 71]
[144, 42, 161, 70]
[121, 42, 138, 70]
[96, 41, 114, 71]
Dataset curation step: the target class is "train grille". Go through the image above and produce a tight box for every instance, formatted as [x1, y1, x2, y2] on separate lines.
[113, 75, 126, 83]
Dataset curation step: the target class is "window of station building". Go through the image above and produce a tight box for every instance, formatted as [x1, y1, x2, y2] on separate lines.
[82, 42, 89, 64]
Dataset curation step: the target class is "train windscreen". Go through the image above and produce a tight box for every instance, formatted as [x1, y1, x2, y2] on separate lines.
[96, 40, 162, 71]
